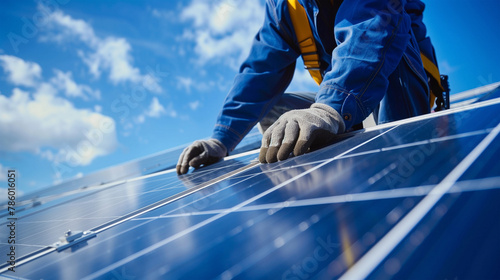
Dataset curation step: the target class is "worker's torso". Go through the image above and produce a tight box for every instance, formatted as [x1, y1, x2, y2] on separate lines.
[291, 0, 428, 86]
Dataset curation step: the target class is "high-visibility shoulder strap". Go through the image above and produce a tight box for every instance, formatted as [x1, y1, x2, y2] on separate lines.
[287, 0, 323, 85]
[420, 52, 444, 109]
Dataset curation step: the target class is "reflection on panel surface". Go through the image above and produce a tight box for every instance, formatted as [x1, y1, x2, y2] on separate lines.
[0, 128, 261, 219]
[1, 100, 500, 279]
[15, 197, 423, 279]
[369, 188, 500, 279]
[0, 154, 256, 259]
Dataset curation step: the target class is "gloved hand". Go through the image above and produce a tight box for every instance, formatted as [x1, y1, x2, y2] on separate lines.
[176, 139, 227, 175]
[259, 103, 345, 163]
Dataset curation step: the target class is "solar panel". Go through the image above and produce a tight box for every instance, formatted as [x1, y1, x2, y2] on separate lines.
[0, 127, 262, 220]
[450, 82, 500, 108]
[0, 143, 187, 220]
[1, 94, 500, 279]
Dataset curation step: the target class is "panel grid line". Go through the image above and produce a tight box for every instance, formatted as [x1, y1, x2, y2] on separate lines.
[129, 176, 500, 220]
[0, 161, 259, 273]
[339, 120, 500, 280]
[81, 125, 400, 280]
[362, 97, 500, 133]
[4, 98, 499, 277]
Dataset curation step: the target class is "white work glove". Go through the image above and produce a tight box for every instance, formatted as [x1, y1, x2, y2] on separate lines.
[259, 103, 345, 163]
[176, 139, 227, 175]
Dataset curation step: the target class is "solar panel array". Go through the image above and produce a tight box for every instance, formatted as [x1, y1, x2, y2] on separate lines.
[1, 93, 500, 279]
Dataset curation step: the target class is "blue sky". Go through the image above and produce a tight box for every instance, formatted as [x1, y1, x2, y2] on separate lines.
[1, 0, 499, 196]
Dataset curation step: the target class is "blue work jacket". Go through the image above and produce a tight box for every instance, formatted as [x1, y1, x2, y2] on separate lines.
[213, 0, 437, 152]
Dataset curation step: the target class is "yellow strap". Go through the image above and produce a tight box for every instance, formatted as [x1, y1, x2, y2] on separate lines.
[420, 52, 444, 109]
[287, 0, 323, 85]
[420, 53, 443, 90]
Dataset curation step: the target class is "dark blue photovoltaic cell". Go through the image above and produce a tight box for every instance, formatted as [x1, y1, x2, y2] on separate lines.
[158, 135, 483, 216]
[0, 145, 186, 206]
[458, 133, 500, 180]
[368, 188, 500, 280]
[11, 196, 424, 279]
[0, 127, 261, 218]
[0, 154, 256, 258]
[350, 104, 499, 156]
[1, 99, 500, 279]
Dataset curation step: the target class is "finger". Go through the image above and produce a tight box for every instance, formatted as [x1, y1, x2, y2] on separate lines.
[277, 120, 299, 161]
[177, 143, 203, 175]
[266, 121, 287, 163]
[177, 146, 190, 175]
[189, 151, 208, 168]
[293, 126, 315, 156]
[259, 146, 268, 163]
[259, 121, 277, 163]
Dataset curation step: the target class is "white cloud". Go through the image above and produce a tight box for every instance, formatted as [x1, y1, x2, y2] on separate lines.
[51, 70, 101, 100]
[43, 9, 98, 47]
[0, 55, 42, 87]
[41, 7, 161, 92]
[135, 115, 146, 124]
[177, 77, 194, 93]
[180, 0, 265, 68]
[0, 55, 100, 100]
[0, 88, 118, 166]
[135, 97, 176, 123]
[34, 82, 57, 97]
[189, 100, 201, 111]
[180, 0, 317, 93]
[147, 97, 167, 118]
[82, 38, 138, 83]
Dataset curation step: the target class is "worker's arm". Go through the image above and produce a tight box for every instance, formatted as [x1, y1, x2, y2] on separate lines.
[406, 0, 439, 69]
[259, 0, 416, 162]
[211, 0, 301, 153]
[177, 0, 300, 174]
[316, 0, 413, 129]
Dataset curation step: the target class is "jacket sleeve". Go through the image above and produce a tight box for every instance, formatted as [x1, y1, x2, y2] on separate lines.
[316, 0, 412, 129]
[212, 0, 299, 152]
[406, 0, 438, 68]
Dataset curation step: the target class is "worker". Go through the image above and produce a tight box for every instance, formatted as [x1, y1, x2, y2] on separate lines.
[177, 0, 442, 175]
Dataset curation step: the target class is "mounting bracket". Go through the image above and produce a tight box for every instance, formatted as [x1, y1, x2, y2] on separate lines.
[50, 230, 97, 252]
